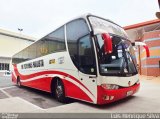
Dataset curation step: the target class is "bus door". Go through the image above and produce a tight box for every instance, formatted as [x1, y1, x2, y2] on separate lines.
[78, 35, 97, 103]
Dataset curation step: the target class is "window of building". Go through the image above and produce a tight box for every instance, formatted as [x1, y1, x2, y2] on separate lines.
[0, 63, 10, 70]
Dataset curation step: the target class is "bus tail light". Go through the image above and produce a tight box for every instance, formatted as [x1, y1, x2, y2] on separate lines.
[101, 84, 119, 90]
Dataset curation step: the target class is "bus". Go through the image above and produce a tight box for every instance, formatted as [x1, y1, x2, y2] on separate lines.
[11, 14, 150, 104]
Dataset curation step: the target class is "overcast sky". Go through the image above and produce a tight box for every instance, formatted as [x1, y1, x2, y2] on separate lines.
[0, 0, 159, 39]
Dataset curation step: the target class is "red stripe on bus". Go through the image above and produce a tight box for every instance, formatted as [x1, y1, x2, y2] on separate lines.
[13, 64, 94, 97]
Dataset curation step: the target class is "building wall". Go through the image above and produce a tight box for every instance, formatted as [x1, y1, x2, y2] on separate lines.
[0, 29, 36, 76]
[140, 30, 160, 76]
[0, 34, 33, 57]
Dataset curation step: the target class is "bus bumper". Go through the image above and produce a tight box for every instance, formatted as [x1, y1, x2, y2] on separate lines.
[97, 83, 140, 104]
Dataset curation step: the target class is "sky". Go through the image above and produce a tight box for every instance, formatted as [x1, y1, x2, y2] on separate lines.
[0, 0, 159, 39]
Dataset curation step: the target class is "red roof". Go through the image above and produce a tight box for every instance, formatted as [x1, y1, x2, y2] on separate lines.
[123, 19, 160, 30]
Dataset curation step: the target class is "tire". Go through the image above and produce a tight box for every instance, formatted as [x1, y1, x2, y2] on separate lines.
[55, 79, 66, 103]
[17, 76, 22, 88]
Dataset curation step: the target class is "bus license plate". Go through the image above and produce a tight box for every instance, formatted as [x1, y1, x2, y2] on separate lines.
[126, 91, 133, 96]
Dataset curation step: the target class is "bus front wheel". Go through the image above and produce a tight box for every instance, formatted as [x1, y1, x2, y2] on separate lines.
[55, 79, 66, 103]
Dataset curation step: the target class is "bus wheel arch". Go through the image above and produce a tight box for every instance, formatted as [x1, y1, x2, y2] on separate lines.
[51, 77, 66, 103]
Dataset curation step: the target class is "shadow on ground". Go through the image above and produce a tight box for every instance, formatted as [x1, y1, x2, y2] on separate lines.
[4, 86, 74, 109]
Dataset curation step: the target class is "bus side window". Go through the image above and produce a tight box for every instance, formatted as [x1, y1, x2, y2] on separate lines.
[78, 35, 96, 75]
[66, 19, 90, 68]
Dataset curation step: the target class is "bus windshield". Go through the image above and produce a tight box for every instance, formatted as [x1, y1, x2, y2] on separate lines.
[88, 16, 137, 76]
[96, 34, 137, 76]
[88, 16, 128, 39]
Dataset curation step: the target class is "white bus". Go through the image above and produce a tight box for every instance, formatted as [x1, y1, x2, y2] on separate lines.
[11, 14, 149, 104]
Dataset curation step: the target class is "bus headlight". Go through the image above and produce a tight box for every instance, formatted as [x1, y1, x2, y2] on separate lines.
[101, 84, 119, 90]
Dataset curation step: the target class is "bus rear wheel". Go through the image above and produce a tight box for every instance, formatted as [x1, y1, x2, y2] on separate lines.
[55, 79, 66, 103]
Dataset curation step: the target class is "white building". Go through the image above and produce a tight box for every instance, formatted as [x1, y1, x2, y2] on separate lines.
[0, 28, 36, 75]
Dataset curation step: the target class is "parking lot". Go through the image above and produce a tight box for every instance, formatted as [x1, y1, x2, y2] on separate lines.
[0, 75, 160, 113]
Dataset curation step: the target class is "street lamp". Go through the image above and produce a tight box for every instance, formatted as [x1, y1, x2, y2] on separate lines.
[18, 28, 23, 33]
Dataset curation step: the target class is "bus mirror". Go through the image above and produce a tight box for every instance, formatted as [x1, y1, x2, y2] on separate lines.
[101, 33, 113, 54]
[133, 42, 150, 57]
[143, 45, 150, 57]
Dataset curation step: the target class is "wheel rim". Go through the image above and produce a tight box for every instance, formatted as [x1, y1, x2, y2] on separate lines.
[56, 81, 63, 98]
